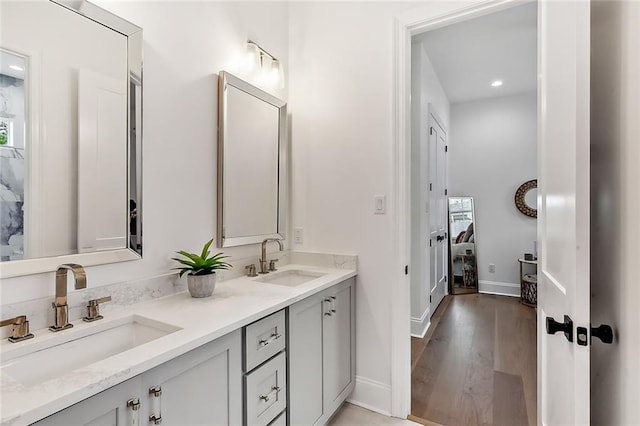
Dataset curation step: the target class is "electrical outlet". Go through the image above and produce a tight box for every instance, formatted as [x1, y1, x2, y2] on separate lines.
[489, 264, 496, 273]
[294, 228, 303, 244]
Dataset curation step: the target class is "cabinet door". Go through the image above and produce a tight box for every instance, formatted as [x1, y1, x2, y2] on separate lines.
[323, 278, 355, 415]
[33, 377, 142, 426]
[288, 292, 324, 426]
[141, 329, 242, 426]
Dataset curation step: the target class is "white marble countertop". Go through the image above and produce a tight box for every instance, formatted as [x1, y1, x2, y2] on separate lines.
[0, 263, 356, 425]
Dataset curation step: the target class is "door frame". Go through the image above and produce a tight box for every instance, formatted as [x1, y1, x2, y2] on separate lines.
[390, 0, 532, 418]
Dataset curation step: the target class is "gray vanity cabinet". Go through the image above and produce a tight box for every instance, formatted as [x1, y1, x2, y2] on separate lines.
[288, 278, 355, 426]
[32, 377, 142, 426]
[33, 330, 242, 426]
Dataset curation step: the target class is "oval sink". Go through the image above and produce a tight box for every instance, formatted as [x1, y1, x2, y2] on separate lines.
[0, 315, 181, 387]
[257, 269, 326, 287]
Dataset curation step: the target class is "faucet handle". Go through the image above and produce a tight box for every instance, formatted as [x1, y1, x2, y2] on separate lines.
[245, 264, 258, 277]
[0, 315, 34, 343]
[83, 296, 112, 322]
[268, 259, 279, 272]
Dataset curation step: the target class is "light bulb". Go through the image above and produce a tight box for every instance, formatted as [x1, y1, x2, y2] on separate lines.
[245, 43, 260, 72]
[491, 80, 503, 87]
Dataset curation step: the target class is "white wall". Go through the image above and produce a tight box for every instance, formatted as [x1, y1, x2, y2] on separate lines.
[590, 1, 640, 423]
[288, 1, 425, 413]
[449, 92, 537, 293]
[1, 2, 289, 305]
[410, 41, 449, 336]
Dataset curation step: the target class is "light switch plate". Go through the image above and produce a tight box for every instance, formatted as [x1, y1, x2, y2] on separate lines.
[294, 228, 303, 244]
[374, 195, 386, 215]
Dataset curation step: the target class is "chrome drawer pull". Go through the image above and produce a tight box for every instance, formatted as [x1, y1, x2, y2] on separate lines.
[258, 331, 282, 347]
[149, 414, 162, 424]
[259, 386, 282, 403]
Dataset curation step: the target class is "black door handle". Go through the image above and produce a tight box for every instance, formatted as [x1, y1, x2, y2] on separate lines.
[546, 315, 573, 342]
[436, 235, 444, 242]
[591, 324, 613, 344]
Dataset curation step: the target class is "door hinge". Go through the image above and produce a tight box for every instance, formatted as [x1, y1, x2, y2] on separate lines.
[445, 189, 448, 195]
[429, 183, 433, 191]
[430, 295, 432, 303]
[445, 146, 448, 152]
[429, 239, 432, 247]
[429, 127, 434, 135]
[445, 276, 447, 282]
[405, 265, 409, 275]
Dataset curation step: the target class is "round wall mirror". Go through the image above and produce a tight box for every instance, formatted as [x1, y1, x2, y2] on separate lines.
[515, 179, 537, 218]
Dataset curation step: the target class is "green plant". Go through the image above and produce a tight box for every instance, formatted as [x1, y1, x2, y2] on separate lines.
[172, 239, 231, 277]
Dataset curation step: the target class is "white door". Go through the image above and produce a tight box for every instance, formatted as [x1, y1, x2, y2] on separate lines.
[538, 1, 590, 425]
[77, 68, 127, 253]
[429, 116, 447, 316]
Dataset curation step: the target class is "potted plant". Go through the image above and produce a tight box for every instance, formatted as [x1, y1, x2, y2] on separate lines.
[172, 239, 231, 298]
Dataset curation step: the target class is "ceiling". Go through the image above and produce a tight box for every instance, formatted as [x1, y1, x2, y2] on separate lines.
[0, 50, 26, 80]
[413, 2, 537, 104]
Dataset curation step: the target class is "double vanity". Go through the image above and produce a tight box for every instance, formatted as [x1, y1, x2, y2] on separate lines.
[1, 259, 356, 425]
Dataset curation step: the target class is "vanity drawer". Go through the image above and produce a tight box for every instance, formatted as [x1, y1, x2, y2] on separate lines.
[245, 351, 287, 426]
[244, 310, 286, 371]
[268, 411, 286, 426]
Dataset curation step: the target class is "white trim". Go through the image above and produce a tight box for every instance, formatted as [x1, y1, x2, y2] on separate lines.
[347, 376, 392, 417]
[410, 307, 431, 338]
[478, 280, 521, 297]
[391, 0, 527, 419]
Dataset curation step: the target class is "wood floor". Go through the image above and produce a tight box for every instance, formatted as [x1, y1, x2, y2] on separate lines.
[411, 294, 537, 426]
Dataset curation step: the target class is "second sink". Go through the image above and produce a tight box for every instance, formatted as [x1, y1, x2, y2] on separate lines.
[257, 269, 326, 287]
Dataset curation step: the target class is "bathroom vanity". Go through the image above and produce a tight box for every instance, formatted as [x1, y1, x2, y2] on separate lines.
[0, 264, 356, 426]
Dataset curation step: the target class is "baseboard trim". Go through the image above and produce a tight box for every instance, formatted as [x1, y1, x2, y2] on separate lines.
[347, 376, 392, 416]
[410, 307, 431, 338]
[478, 280, 520, 297]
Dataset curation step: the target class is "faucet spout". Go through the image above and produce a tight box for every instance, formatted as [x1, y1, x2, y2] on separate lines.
[50, 264, 86, 332]
[259, 238, 284, 274]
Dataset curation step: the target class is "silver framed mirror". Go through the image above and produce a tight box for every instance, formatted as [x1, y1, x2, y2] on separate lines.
[0, 0, 142, 278]
[448, 196, 478, 294]
[217, 71, 287, 248]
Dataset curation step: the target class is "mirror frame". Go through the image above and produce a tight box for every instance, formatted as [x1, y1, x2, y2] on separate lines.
[515, 179, 537, 218]
[217, 71, 287, 248]
[1, 0, 143, 278]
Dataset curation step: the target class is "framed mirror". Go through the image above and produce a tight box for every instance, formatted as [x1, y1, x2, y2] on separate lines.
[515, 179, 537, 218]
[0, 0, 142, 278]
[217, 71, 287, 248]
[448, 196, 478, 294]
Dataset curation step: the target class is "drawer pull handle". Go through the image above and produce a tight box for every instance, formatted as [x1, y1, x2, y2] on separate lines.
[258, 332, 282, 347]
[259, 386, 282, 403]
[149, 414, 162, 424]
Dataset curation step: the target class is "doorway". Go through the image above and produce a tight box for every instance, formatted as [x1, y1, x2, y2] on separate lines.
[406, 3, 538, 424]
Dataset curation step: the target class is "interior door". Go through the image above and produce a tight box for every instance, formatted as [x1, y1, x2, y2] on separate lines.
[538, 1, 590, 424]
[429, 115, 447, 316]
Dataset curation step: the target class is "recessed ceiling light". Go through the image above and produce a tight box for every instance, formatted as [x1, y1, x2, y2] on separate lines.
[9, 65, 24, 72]
[491, 80, 503, 87]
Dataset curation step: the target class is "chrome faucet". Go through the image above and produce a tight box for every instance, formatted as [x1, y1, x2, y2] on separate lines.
[259, 238, 283, 274]
[49, 264, 87, 332]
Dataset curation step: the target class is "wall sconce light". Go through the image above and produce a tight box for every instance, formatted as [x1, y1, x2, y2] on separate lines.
[246, 40, 284, 89]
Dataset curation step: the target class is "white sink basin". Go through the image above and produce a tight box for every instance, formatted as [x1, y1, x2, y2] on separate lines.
[0, 315, 181, 387]
[257, 269, 326, 287]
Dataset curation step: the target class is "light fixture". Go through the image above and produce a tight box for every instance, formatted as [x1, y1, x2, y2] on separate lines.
[246, 40, 284, 89]
[491, 80, 503, 87]
[9, 65, 24, 72]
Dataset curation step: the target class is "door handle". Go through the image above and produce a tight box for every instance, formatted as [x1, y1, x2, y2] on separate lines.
[546, 315, 573, 342]
[591, 323, 613, 344]
[436, 235, 445, 242]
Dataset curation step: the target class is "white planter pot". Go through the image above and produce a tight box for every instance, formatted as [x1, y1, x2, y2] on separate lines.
[187, 273, 217, 298]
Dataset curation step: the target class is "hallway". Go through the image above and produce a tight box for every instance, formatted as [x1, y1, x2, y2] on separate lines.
[411, 294, 536, 426]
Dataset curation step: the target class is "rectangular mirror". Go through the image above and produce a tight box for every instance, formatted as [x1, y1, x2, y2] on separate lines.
[0, 0, 142, 278]
[448, 196, 478, 294]
[217, 71, 287, 247]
